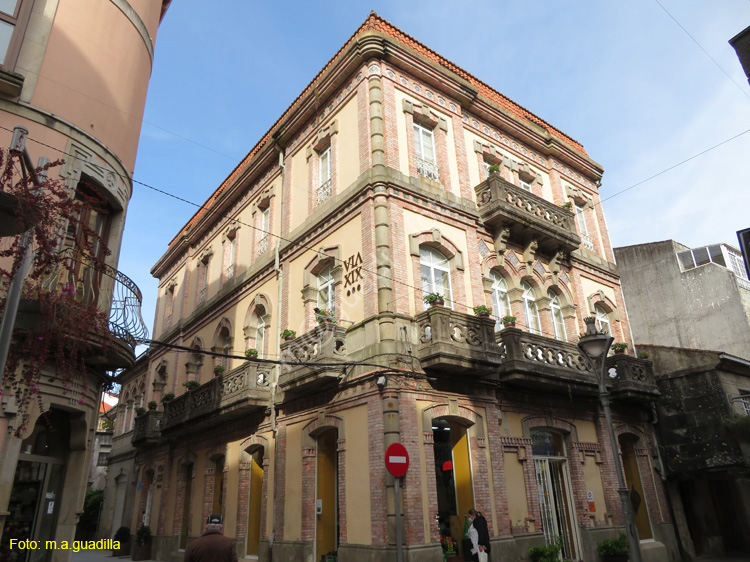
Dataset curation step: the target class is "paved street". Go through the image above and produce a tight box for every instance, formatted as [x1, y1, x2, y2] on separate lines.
[69, 549, 750, 562]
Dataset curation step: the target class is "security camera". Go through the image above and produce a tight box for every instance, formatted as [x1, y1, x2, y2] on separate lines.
[376, 376, 386, 389]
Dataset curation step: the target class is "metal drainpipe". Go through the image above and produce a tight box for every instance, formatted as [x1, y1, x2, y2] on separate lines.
[269, 142, 285, 562]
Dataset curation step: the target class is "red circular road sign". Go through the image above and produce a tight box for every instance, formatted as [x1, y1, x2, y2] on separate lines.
[385, 443, 410, 477]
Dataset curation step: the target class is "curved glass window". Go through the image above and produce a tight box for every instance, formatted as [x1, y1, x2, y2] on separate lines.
[521, 282, 541, 335]
[549, 291, 567, 341]
[595, 304, 610, 335]
[490, 272, 511, 330]
[317, 265, 335, 313]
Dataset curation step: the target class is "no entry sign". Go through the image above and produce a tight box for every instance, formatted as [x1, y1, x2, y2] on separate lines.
[385, 443, 409, 477]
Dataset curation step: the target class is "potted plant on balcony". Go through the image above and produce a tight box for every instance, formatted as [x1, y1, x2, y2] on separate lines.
[637, 350, 650, 359]
[473, 304, 492, 318]
[245, 348, 259, 359]
[213, 365, 225, 376]
[612, 343, 628, 354]
[131, 525, 152, 561]
[147, 401, 157, 410]
[134, 407, 146, 417]
[316, 308, 335, 324]
[501, 315, 517, 328]
[423, 292, 445, 307]
[488, 164, 500, 174]
[183, 380, 200, 390]
[596, 533, 629, 562]
[161, 392, 175, 404]
[282, 329, 296, 341]
[562, 201, 573, 209]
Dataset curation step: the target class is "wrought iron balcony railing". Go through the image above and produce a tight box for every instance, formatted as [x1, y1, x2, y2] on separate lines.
[317, 179, 332, 204]
[415, 307, 504, 376]
[258, 235, 269, 255]
[474, 174, 581, 255]
[40, 248, 148, 350]
[278, 323, 347, 396]
[416, 157, 440, 182]
[162, 361, 271, 433]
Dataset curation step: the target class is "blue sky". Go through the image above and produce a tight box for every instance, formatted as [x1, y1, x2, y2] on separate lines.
[121, 0, 750, 335]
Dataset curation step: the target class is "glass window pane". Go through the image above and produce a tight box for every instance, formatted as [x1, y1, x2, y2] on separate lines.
[693, 247, 710, 267]
[0, 19, 12, 62]
[708, 245, 725, 267]
[0, 0, 18, 17]
[677, 251, 695, 270]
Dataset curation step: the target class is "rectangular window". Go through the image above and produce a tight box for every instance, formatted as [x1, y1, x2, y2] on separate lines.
[575, 205, 593, 251]
[520, 180, 532, 192]
[0, 0, 32, 69]
[320, 147, 331, 184]
[413, 123, 439, 181]
[741, 390, 750, 416]
[258, 207, 270, 254]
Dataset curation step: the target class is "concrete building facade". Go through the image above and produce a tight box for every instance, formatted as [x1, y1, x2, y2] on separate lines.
[0, 1, 170, 560]
[614, 240, 750, 360]
[123, 14, 675, 562]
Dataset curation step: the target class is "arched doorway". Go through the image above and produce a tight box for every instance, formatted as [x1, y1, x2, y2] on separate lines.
[619, 434, 652, 540]
[316, 428, 338, 561]
[246, 447, 264, 556]
[531, 428, 581, 560]
[1, 410, 70, 562]
[431, 417, 474, 552]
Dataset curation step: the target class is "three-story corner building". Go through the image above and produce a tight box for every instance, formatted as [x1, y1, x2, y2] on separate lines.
[124, 13, 674, 562]
[0, 1, 169, 559]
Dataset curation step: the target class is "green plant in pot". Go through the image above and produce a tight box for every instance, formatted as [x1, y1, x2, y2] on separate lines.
[132, 525, 152, 561]
[213, 365, 225, 375]
[612, 343, 628, 354]
[501, 315, 516, 327]
[134, 407, 146, 417]
[596, 533, 629, 562]
[112, 526, 130, 556]
[529, 536, 562, 562]
[473, 304, 492, 317]
[423, 292, 445, 307]
[488, 164, 500, 174]
[282, 329, 296, 341]
[183, 380, 200, 390]
[147, 401, 157, 410]
[161, 392, 175, 404]
[245, 348, 259, 359]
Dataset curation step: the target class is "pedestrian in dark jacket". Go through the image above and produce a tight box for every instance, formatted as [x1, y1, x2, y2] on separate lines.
[184, 514, 238, 562]
[468, 509, 491, 560]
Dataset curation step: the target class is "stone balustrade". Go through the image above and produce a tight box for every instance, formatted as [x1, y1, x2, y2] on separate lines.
[474, 174, 581, 255]
[131, 411, 163, 447]
[606, 354, 660, 401]
[415, 307, 504, 376]
[278, 324, 347, 396]
[162, 362, 271, 433]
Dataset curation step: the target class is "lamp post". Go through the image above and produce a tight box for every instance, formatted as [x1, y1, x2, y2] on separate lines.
[578, 316, 642, 562]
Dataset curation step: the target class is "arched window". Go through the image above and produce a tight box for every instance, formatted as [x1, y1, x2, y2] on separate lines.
[317, 265, 335, 313]
[490, 271, 511, 330]
[521, 282, 541, 335]
[255, 314, 266, 359]
[549, 291, 567, 341]
[595, 304, 610, 334]
[420, 247, 452, 308]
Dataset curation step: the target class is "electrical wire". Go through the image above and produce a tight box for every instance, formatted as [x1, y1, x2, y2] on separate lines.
[653, 0, 750, 101]
[4, 124, 748, 342]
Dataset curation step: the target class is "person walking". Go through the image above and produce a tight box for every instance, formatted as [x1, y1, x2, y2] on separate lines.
[184, 514, 238, 562]
[468, 508, 491, 562]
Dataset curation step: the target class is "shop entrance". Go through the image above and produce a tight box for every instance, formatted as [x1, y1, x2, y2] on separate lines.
[1, 410, 69, 562]
[531, 429, 580, 560]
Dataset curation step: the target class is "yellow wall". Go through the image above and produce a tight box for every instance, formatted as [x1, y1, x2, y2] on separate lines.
[333, 95, 360, 190]
[401, 209, 472, 314]
[289, 147, 309, 233]
[287, 214, 363, 332]
[582, 456, 606, 522]
[579, 278, 618, 310]
[343, 405, 372, 544]
[504, 451, 529, 528]
[576, 420, 598, 443]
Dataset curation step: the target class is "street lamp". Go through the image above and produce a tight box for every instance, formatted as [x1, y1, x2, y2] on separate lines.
[578, 316, 642, 562]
